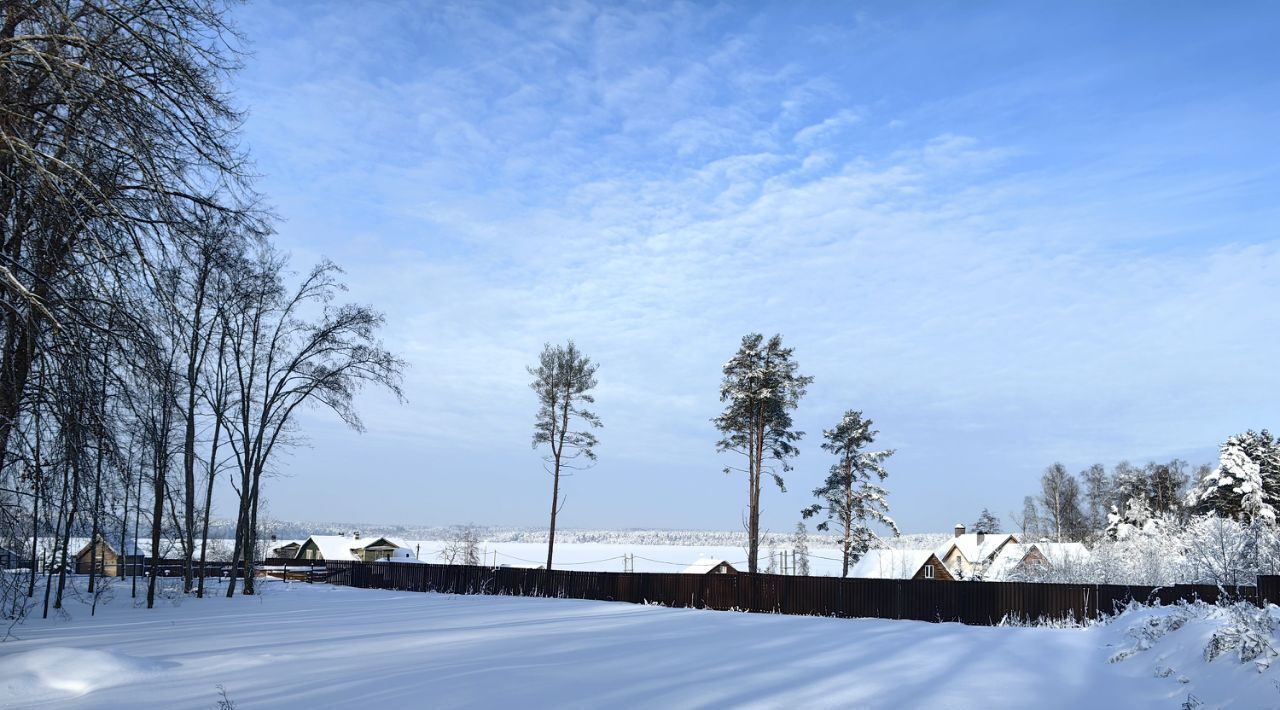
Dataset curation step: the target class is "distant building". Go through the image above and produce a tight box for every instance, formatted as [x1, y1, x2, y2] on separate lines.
[74, 536, 145, 577]
[850, 549, 954, 581]
[294, 533, 409, 562]
[681, 558, 738, 575]
[986, 542, 1091, 580]
[0, 545, 30, 570]
[270, 540, 302, 559]
[935, 524, 1018, 579]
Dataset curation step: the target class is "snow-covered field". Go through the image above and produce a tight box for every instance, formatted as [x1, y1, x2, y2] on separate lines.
[3, 578, 1279, 708]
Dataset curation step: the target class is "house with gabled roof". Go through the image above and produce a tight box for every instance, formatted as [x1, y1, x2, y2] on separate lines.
[295, 533, 408, 562]
[850, 549, 954, 581]
[681, 558, 737, 575]
[935, 524, 1018, 579]
[986, 541, 1091, 581]
[74, 535, 145, 577]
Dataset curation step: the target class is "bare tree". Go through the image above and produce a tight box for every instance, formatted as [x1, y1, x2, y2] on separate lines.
[529, 341, 601, 572]
[439, 526, 482, 566]
[1039, 463, 1087, 542]
[222, 251, 404, 597]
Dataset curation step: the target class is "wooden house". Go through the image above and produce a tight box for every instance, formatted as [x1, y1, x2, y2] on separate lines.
[681, 558, 738, 575]
[74, 536, 144, 577]
[850, 549, 955, 581]
[935, 524, 1018, 579]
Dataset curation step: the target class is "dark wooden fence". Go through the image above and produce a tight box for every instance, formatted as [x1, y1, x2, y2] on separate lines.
[304, 560, 1274, 626]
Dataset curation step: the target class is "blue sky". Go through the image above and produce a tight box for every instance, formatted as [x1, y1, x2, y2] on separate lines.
[226, 1, 1280, 533]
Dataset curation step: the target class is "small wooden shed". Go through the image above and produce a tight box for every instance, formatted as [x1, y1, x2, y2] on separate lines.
[75, 536, 144, 577]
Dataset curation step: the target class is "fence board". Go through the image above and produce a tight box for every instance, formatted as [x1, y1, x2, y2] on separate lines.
[298, 561, 1272, 627]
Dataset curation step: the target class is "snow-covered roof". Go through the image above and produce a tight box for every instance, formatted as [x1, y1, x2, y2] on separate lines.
[374, 548, 429, 564]
[985, 544, 1030, 580]
[936, 533, 1017, 564]
[681, 558, 735, 574]
[850, 549, 937, 579]
[1031, 542, 1090, 566]
[985, 542, 1091, 580]
[300, 535, 407, 560]
[73, 537, 145, 558]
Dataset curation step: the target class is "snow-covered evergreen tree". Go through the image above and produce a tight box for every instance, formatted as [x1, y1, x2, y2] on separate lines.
[1187, 434, 1278, 524]
[801, 410, 898, 577]
[713, 333, 812, 573]
[792, 522, 811, 576]
[972, 508, 1000, 534]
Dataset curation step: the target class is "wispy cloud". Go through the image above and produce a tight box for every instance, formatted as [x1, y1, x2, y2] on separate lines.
[231, 0, 1280, 531]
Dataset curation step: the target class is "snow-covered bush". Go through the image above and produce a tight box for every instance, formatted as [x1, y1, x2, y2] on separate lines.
[1203, 603, 1278, 672]
[1184, 516, 1259, 586]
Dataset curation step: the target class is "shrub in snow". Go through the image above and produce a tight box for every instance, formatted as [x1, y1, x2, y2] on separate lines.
[1108, 602, 1194, 663]
[1203, 603, 1279, 672]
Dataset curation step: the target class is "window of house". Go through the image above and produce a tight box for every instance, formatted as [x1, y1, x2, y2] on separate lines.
[924, 564, 934, 579]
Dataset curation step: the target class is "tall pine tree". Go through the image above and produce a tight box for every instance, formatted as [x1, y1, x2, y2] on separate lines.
[801, 410, 898, 577]
[529, 340, 602, 572]
[713, 333, 812, 573]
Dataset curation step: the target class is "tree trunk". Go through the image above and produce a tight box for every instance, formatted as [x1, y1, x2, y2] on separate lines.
[131, 464, 144, 598]
[242, 462, 263, 595]
[196, 423, 221, 598]
[546, 392, 571, 576]
[842, 461, 854, 578]
[147, 450, 166, 609]
[546, 459, 560, 575]
[747, 407, 765, 574]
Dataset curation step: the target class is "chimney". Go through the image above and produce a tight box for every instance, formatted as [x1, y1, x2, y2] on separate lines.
[954, 523, 966, 538]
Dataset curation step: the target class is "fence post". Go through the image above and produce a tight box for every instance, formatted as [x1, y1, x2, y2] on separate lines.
[1258, 576, 1280, 607]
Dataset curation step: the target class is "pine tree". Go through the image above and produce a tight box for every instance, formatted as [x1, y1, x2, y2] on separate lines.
[792, 522, 811, 576]
[529, 340, 602, 572]
[713, 333, 812, 573]
[971, 508, 1000, 534]
[1187, 434, 1278, 524]
[801, 410, 898, 576]
[1147, 460, 1190, 518]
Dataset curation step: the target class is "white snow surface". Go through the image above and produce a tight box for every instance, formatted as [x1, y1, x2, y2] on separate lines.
[4, 579, 1278, 708]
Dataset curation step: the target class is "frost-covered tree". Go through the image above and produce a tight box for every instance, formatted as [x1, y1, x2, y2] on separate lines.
[1039, 463, 1087, 542]
[1187, 434, 1278, 524]
[802, 410, 898, 577]
[713, 333, 812, 573]
[972, 508, 1000, 534]
[792, 522, 811, 576]
[530, 340, 602, 572]
[1183, 515, 1257, 587]
[1080, 463, 1111, 533]
[439, 526, 482, 566]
